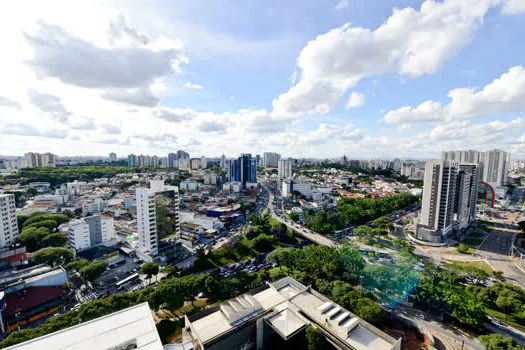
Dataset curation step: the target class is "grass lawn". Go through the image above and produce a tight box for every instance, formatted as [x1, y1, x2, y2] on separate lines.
[462, 238, 483, 246]
[485, 308, 525, 332]
[449, 260, 494, 275]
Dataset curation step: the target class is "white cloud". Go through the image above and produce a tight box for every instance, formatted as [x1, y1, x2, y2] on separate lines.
[383, 66, 525, 123]
[345, 92, 365, 109]
[335, 0, 349, 10]
[502, 0, 525, 14]
[1, 122, 68, 139]
[273, 0, 499, 115]
[28, 90, 70, 122]
[184, 82, 204, 89]
[0, 96, 21, 109]
[102, 87, 159, 107]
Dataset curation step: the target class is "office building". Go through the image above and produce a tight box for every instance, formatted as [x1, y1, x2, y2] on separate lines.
[455, 164, 480, 228]
[220, 154, 227, 171]
[263, 152, 281, 168]
[109, 152, 117, 162]
[191, 158, 201, 170]
[441, 150, 481, 164]
[68, 215, 116, 251]
[278, 158, 293, 179]
[0, 194, 19, 248]
[228, 154, 256, 187]
[415, 160, 459, 243]
[179, 158, 190, 171]
[481, 149, 510, 187]
[201, 156, 208, 169]
[136, 180, 179, 256]
[177, 149, 190, 160]
[186, 277, 401, 350]
[281, 180, 312, 199]
[8, 303, 164, 350]
[127, 154, 138, 167]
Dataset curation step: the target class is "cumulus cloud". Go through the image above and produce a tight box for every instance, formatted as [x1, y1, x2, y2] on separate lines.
[99, 124, 121, 135]
[273, 0, 498, 115]
[502, 0, 525, 14]
[295, 123, 363, 146]
[184, 82, 204, 89]
[0, 96, 21, 109]
[345, 92, 365, 109]
[153, 107, 196, 122]
[383, 66, 525, 123]
[1, 123, 68, 139]
[28, 90, 70, 122]
[198, 120, 228, 133]
[102, 87, 159, 107]
[69, 117, 96, 130]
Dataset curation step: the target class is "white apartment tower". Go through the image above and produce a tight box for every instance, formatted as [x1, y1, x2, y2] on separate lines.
[68, 216, 115, 251]
[416, 160, 459, 243]
[263, 152, 281, 168]
[481, 149, 509, 187]
[136, 180, 179, 256]
[0, 194, 19, 248]
[278, 158, 293, 179]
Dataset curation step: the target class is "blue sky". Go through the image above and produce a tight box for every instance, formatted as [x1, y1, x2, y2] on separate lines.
[0, 0, 524, 159]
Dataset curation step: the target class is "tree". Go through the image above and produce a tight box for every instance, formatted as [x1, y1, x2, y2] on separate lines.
[19, 227, 50, 252]
[340, 245, 365, 279]
[457, 244, 470, 254]
[305, 326, 328, 350]
[354, 225, 373, 237]
[33, 247, 74, 266]
[42, 233, 67, 248]
[66, 259, 89, 271]
[479, 334, 524, 350]
[80, 261, 108, 281]
[24, 219, 59, 231]
[355, 297, 385, 326]
[288, 212, 299, 222]
[496, 295, 519, 321]
[25, 187, 38, 198]
[373, 216, 391, 230]
[141, 262, 160, 283]
[446, 291, 486, 326]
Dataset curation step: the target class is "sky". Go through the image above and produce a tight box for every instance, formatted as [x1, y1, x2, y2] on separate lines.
[0, 0, 525, 159]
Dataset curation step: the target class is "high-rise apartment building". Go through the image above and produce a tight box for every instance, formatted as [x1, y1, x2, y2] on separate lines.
[176, 150, 190, 160]
[415, 160, 459, 243]
[228, 154, 256, 187]
[0, 194, 19, 248]
[442, 149, 509, 187]
[127, 154, 138, 167]
[109, 153, 117, 162]
[278, 158, 293, 179]
[481, 149, 509, 187]
[68, 215, 115, 251]
[263, 152, 281, 168]
[136, 180, 179, 256]
[168, 153, 177, 167]
[22, 152, 56, 168]
[220, 154, 226, 171]
[455, 164, 480, 228]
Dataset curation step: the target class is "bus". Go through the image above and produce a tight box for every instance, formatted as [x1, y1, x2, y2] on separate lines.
[116, 273, 140, 290]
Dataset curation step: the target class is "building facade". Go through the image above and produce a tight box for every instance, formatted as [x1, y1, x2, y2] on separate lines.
[0, 194, 19, 248]
[481, 149, 509, 187]
[136, 180, 180, 256]
[277, 158, 293, 179]
[127, 154, 138, 167]
[263, 152, 281, 168]
[229, 154, 256, 187]
[416, 160, 459, 243]
[68, 215, 116, 251]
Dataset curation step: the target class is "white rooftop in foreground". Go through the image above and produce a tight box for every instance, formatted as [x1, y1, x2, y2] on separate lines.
[7, 303, 163, 350]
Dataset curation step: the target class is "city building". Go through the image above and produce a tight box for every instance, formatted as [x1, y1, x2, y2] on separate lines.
[0, 194, 18, 249]
[220, 154, 227, 171]
[442, 149, 510, 187]
[21, 152, 56, 168]
[203, 172, 217, 185]
[481, 149, 510, 187]
[127, 154, 138, 167]
[179, 158, 191, 171]
[136, 180, 180, 257]
[68, 215, 116, 251]
[281, 180, 312, 199]
[455, 164, 480, 228]
[228, 154, 256, 187]
[168, 152, 178, 167]
[177, 149, 190, 160]
[263, 152, 281, 168]
[201, 156, 208, 169]
[191, 159, 201, 170]
[186, 277, 401, 350]
[282, 179, 293, 197]
[277, 158, 293, 179]
[415, 160, 459, 243]
[109, 153, 117, 162]
[7, 303, 164, 350]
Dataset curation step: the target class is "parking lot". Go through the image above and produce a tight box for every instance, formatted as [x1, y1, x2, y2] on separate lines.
[94, 256, 142, 292]
[218, 253, 275, 278]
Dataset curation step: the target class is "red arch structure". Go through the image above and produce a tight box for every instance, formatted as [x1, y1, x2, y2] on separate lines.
[478, 180, 495, 208]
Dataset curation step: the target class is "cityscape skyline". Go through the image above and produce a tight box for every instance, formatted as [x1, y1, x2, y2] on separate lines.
[0, 0, 525, 158]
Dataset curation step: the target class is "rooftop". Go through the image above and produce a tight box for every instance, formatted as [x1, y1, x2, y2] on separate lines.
[7, 303, 163, 350]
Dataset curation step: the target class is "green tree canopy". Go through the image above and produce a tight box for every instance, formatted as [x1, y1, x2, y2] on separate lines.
[19, 227, 50, 252]
[141, 262, 160, 279]
[80, 261, 108, 281]
[33, 247, 74, 266]
[479, 334, 525, 350]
